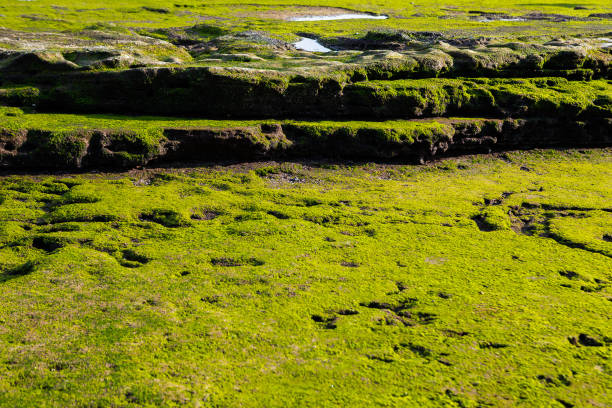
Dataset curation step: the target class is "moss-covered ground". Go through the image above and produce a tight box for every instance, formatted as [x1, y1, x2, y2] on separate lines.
[1, 0, 611, 39]
[0, 0, 611, 406]
[1, 0, 611, 74]
[0, 149, 611, 407]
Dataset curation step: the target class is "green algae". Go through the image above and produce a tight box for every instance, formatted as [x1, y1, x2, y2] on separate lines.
[1, 0, 611, 38]
[0, 1, 610, 406]
[346, 78, 612, 118]
[2, 73, 608, 119]
[0, 109, 609, 168]
[0, 87, 39, 107]
[0, 149, 610, 407]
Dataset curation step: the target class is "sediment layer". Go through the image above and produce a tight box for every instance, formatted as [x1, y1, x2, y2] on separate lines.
[1, 117, 610, 169]
[1, 70, 611, 119]
[1, 41, 610, 170]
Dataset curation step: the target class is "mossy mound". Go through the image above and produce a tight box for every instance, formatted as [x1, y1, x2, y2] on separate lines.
[1, 70, 610, 119]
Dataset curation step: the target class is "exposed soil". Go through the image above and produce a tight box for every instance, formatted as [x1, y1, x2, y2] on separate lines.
[1, 117, 609, 170]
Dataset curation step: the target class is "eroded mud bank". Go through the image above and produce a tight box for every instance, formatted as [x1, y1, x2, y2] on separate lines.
[1, 117, 609, 169]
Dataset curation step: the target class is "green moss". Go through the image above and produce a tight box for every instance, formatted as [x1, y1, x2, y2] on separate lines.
[343, 78, 611, 118]
[0, 149, 610, 406]
[5, 259, 38, 276]
[283, 119, 453, 156]
[139, 208, 189, 227]
[0, 87, 40, 107]
[475, 206, 513, 231]
[0, 0, 611, 405]
[15, 68, 609, 118]
[548, 210, 612, 257]
[1, 0, 611, 38]
[20, 130, 87, 167]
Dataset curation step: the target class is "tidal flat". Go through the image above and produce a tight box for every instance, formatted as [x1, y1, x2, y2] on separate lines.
[1, 151, 611, 406]
[0, 0, 610, 406]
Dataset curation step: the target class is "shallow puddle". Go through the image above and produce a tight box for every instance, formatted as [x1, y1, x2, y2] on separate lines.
[293, 37, 331, 52]
[289, 14, 388, 21]
[597, 37, 612, 48]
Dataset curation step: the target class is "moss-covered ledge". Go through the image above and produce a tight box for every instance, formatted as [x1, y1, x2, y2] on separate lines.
[1, 111, 610, 169]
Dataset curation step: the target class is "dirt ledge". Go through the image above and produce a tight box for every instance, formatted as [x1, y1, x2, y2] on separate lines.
[0, 118, 609, 169]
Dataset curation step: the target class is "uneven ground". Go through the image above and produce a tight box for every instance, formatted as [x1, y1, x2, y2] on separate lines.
[1, 0, 611, 167]
[0, 0, 611, 406]
[0, 151, 611, 407]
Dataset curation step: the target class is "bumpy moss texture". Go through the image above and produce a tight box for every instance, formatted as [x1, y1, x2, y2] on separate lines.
[1, 0, 611, 38]
[0, 150, 611, 407]
[18, 75, 610, 118]
[0, 0, 611, 406]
